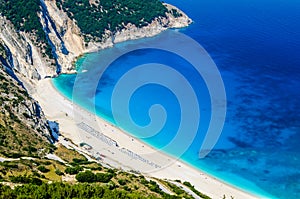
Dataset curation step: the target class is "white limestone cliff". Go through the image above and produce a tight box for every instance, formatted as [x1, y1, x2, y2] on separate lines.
[0, 0, 192, 92]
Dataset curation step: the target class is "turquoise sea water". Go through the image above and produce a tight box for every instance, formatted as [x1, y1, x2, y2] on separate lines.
[53, 0, 300, 198]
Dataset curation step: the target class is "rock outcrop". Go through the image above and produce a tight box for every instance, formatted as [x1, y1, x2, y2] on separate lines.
[0, 66, 53, 157]
[0, 0, 191, 145]
[0, 17, 56, 89]
[113, 3, 192, 44]
[0, 0, 191, 93]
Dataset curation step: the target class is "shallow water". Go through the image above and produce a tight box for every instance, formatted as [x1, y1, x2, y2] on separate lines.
[53, 0, 300, 198]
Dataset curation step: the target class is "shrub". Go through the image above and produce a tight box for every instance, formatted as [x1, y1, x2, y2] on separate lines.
[106, 168, 115, 174]
[10, 153, 23, 158]
[43, 161, 52, 165]
[148, 182, 161, 193]
[30, 177, 43, 185]
[55, 169, 64, 176]
[107, 181, 116, 190]
[37, 166, 50, 173]
[95, 173, 113, 183]
[65, 166, 83, 175]
[10, 175, 42, 185]
[123, 185, 131, 191]
[141, 179, 148, 185]
[149, 180, 157, 185]
[72, 158, 88, 164]
[76, 171, 95, 183]
[183, 181, 192, 187]
[22, 113, 30, 119]
[118, 179, 126, 186]
[90, 165, 102, 171]
[167, 182, 184, 195]
[183, 181, 211, 199]
[32, 171, 41, 177]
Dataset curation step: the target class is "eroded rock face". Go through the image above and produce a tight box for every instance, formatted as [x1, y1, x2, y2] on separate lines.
[41, 0, 84, 74]
[0, 17, 56, 89]
[0, 0, 191, 131]
[42, 0, 192, 72]
[0, 0, 191, 91]
[0, 67, 52, 144]
[0, 0, 192, 154]
[96, 3, 192, 44]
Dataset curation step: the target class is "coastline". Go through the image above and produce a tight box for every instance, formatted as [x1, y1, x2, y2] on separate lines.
[46, 2, 193, 76]
[32, 78, 258, 199]
[32, 2, 258, 198]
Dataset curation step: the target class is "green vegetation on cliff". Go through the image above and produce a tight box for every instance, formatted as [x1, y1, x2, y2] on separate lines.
[0, 0, 53, 58]
[0, 69, 51, 158]
[0, 1, 208, 198]
[0, 143, 202, 199]
[0, 0, 44, 38]
[56, 0, 168, 41]
[0, 43, 6, 59]
[0, 182, 174, 199]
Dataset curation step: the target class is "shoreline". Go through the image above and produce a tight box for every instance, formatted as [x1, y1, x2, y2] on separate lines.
[32, 3, 259, 198]
[48, 2, 193, 76]
[32, 78, 258, 199]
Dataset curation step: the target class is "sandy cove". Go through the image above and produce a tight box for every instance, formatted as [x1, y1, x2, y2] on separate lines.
[32, 78, 258, 199]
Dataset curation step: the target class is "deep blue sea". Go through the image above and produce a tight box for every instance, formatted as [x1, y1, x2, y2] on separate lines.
[53, 0, 300, 198]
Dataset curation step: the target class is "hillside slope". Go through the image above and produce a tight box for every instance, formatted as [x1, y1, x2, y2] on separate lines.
[0, 0, 190, 158]
[0, 1, 206, 198]
[0, 65, 52, 158]
[0, 0, 191, 91]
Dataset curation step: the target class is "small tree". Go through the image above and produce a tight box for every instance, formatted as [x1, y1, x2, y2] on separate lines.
[118, 179, 126, 186]
[95, 173, 113, 183]
[76, 171, 95, 183]
[37, 166, 50, 173]
[55, 169, 64, 176]
[65, 166, 83, 175]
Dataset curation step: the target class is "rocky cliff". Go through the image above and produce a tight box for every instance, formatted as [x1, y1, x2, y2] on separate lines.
[0, 66, 52, 157]
[0, 0, 191, 151]
[0, 0, 191, 92]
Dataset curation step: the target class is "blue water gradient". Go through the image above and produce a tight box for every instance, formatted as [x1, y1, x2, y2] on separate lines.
[53, 0, 300, 198]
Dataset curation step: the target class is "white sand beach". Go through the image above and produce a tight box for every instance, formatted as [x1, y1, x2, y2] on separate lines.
[32, 78, 258, 199]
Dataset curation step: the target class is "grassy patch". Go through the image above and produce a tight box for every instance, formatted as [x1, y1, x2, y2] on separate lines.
[0, 69, 51, 158]
[54, 144, 87, 163]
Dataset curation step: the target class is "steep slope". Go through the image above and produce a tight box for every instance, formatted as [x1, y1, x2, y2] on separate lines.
[0, 0, 191, 161]
[0, 0, 57, 83]
[0, 0, 191, 92]
[0, 1, 203, 198]
[0, 65, 52, 158]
